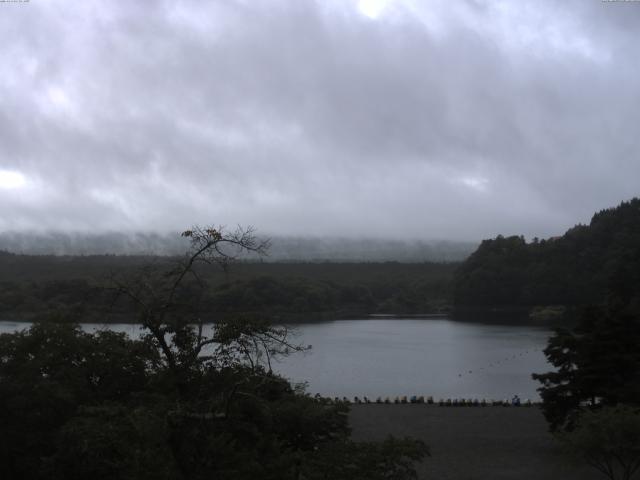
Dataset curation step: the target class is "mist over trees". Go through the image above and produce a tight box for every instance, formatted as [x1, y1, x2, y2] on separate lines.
[4, 198, 640, 324]
[0, 230, 463, 321]
[0, 232, 475, 262]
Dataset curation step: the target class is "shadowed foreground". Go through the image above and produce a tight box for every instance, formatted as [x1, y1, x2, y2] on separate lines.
[349, 405, 601, 480]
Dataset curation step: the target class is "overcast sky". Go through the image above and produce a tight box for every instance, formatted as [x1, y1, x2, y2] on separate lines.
[1, 0, 639, 241]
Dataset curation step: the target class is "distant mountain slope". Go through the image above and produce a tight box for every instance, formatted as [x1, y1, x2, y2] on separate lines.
[264, 237, 475, 262]
[0, 232, 475, 262]
[0, 254, 457, 321]
[453, 198, 640, 312]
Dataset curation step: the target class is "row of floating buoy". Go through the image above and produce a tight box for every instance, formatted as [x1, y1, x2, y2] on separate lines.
[437, 397, 534, 407]
[314, 394, 536, 407]
[457, 349, 541, 378]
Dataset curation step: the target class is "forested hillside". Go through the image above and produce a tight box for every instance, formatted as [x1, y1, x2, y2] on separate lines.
[453, 199, 640, 315]
[0, 255, 455, 322]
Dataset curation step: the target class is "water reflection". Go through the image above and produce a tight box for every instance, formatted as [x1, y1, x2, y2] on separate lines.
[273, 319, 551, 400]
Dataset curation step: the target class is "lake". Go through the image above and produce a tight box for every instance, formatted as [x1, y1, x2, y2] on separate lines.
[0, 317, 551, 400]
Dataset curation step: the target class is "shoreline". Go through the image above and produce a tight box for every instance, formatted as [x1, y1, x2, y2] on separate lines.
[0, 310, 558, 327]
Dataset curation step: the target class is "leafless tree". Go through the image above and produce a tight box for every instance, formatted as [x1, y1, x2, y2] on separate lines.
[110, 225, 305, 378]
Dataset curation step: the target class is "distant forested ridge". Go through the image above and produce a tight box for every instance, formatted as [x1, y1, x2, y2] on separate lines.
[453, 198, 640, 316]
[0, 256, 456, 322]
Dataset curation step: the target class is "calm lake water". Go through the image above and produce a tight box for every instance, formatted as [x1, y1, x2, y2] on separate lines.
[0, 318, 551, 400]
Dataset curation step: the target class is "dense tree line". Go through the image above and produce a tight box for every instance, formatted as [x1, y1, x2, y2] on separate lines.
[454, 198, 640, 314]
[0, 255, 455, 321]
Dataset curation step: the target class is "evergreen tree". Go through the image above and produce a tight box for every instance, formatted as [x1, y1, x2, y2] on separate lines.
[533, 283, 640, 431]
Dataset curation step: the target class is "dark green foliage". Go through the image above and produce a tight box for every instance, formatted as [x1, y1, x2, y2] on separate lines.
[454, 235, 531, 306]
[0, 324, 427, 479]
[0, 258, 456, 321]
[0, 323, 157, 479]
[533, 290, 640, 431]
[558, 406, 640, 480]
[47, 404, 178, 480]
[454, 198, 640, 312]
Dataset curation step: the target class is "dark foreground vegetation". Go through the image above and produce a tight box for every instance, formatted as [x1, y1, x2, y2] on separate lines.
[0, 323, 426, 480]
[0, 226, 428, 480]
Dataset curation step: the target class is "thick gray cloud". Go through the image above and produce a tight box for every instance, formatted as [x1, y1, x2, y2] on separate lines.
[0, 0, 639, 240]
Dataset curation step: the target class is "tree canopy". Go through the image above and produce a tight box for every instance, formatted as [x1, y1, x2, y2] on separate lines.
[533, 269, 640, 432]
[0, 225, 428, 479]
[454, 198, 640, 314]
[557, 405, 640, 480]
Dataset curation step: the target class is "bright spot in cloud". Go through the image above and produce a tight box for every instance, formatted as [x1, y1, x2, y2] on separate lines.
[357, 0, 390, 19]
[0, 170, 27, 189]
[39, 85, 79, 119]
[48, 86, 72, 107]
[459, 176, 489, 193]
